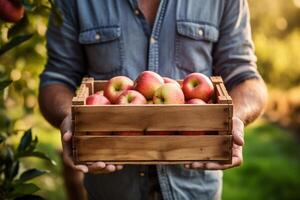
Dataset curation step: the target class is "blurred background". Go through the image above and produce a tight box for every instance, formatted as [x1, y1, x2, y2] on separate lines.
[0, 0, 300, 199]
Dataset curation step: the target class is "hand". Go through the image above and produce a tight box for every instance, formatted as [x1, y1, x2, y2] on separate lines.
[184, 117, 244, 170]
[60, 114, 124, 174]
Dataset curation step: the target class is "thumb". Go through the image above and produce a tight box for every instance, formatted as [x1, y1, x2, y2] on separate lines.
[63, 131, 72, 142]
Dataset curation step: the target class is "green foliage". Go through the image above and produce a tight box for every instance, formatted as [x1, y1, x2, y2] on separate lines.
[223, 121, 300, 200]
[0, 129, 55, 200]
[0, 1, 61, 199]
[249, 0, 300, 89]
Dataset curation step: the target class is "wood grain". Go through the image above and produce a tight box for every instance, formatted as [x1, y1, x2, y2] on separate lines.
[74, 135, 232, 164]
[73, 104, 231, 132]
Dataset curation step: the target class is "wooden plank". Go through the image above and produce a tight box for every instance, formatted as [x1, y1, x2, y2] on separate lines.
[72, 97, 85, 105]
[74, 135, 232, 163]
[73, 104, 231, 132]
[82, 77, 94, 95]
[94, 80, 108, 93]
[210, 76, 223, 84]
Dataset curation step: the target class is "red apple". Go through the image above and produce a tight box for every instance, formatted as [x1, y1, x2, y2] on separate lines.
[163, 77, 181, 88]
[116, 90, 147, 105]
[95, 90, 104, 96]
[0, 0, 24, 23]
[153, 83, 185, 104]
[134, 71, 164, 100]
[104, 76, 134, 103]
[86, 93, 110, 105]
[182, 73, 214, 102]
[186, 98, 206, 105]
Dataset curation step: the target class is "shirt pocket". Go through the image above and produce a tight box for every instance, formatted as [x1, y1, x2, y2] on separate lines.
[79, 26, 123, 75]
[175, 21, 219, 74]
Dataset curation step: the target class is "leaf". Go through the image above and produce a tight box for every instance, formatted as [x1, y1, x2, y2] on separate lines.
[18, 129, 32, 152]
[4, 161, 19, 181]
[26, 136, 38, 153]
[15, 169, 47, 184]
[0, 34, 33, 56]
[17, 151, 56, 166]
[14, 194, 45, 200]
[0, 79, 12, 91]
[8, 16, 30, 39]
[0, 134, 5, 144]
[6, 183, 40, 199]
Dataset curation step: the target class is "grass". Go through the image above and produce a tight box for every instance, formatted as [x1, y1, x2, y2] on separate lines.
[223, 120, 300, 200]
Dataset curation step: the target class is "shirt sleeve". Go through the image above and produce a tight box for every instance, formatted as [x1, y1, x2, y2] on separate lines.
[39, 0, 86, 91]
[213, 0, 261, 91]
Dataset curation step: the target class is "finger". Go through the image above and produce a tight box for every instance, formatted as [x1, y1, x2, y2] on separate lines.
[105, 164, 116, 172]
[88, 162, 106, 173]
[232, 117, 245, 146]
[74, 165, 89, 173]
[191, 162, 204, 169]
[63, 131, 72, 142]
[60, 114, 72, 135]
[116, 165, 124, 170]
[184, 164, 190, 169]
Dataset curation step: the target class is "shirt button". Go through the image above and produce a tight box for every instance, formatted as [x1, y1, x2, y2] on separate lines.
[198, 28, 204, 37]
[134, 9, 140, 15]
[95, 33, 101, 40]
[140, 172, 145, 177]
[150, 37, 157, 44]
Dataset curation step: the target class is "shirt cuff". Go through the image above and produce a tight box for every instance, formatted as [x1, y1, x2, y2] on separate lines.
[39, 70, 78, 91]
[223, 66, 262, 91]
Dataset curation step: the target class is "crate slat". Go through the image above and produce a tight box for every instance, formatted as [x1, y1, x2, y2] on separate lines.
[74, 135, 232, 164]
[73, 104, 231, 132]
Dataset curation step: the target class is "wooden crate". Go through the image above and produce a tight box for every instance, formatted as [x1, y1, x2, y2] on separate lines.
[72, 76, 233, 165]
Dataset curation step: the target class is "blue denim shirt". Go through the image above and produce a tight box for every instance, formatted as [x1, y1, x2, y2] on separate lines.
[40, 0, 260, 199]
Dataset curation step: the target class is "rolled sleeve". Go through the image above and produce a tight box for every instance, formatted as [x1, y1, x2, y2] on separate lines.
[213, 0, 261, 91]
[39, 0, 85, 91]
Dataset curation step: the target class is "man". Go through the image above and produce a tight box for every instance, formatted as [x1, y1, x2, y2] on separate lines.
[38, 0, 267, 199]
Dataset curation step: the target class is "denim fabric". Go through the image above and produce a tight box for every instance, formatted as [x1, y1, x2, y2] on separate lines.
[40, 0, 260, 199]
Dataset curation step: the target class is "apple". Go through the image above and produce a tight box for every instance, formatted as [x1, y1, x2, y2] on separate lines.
[153, 83, 185, 104]
[0, 0, 24, 23]
[104, 76, 134, 103]
[163, 77, 181, 88]
[86, 93, 110, 105]
[95, 90, 104, 96]
[186, 98, 206, 105]
[116, 90, 147, 105]
[134, 71, 164, 100]
[182, 98, 206, 135]
[182, 73, 214, 102]
[147, 100, 153, 104]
